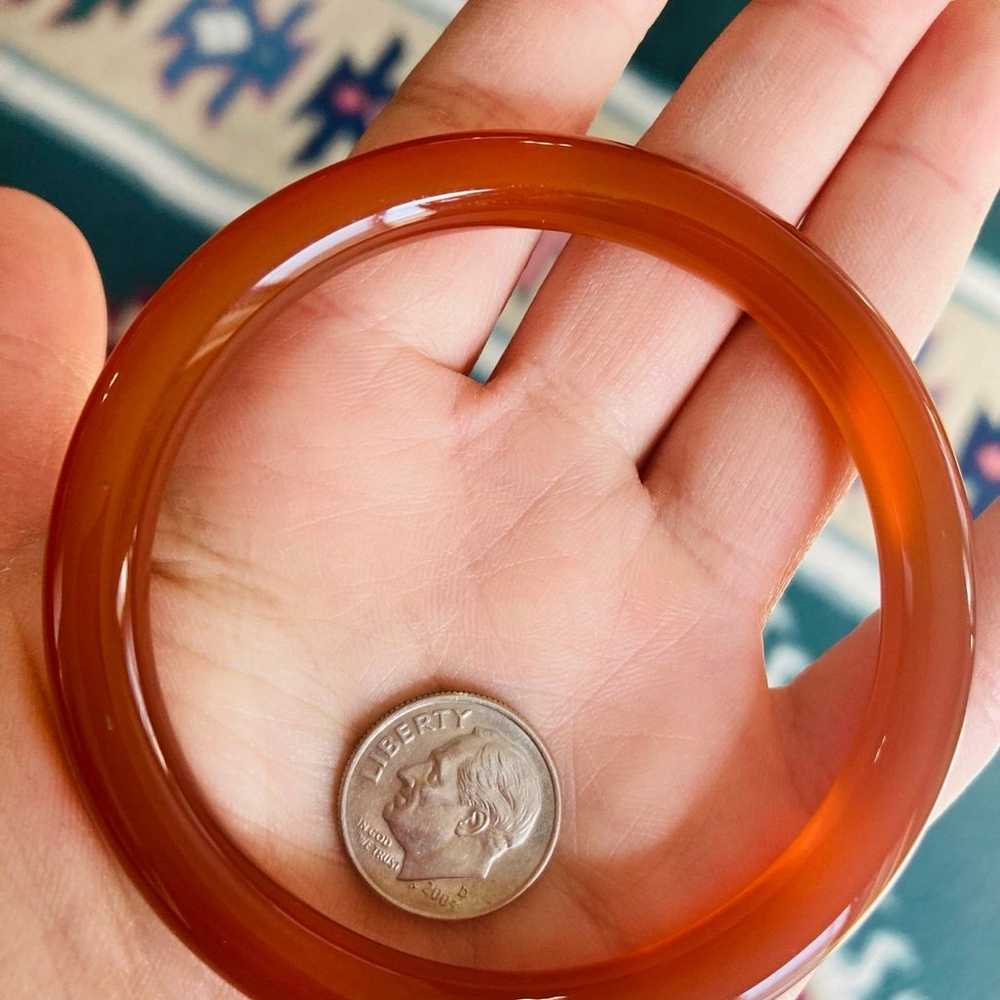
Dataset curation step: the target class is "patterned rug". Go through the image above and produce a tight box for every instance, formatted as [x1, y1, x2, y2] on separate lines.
[1, 2, 997, 997]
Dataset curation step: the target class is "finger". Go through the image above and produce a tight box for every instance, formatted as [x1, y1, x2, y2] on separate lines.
[495, 0, 948, 454]
[942, 499, 1000, 812]
[642, 0, 1000, 607]
[776, 499, 1000, 818]
[0, 189, 106, 564]
[302, 0, 666, 372]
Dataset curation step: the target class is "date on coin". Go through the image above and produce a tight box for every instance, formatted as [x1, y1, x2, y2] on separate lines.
[338, 692, 560, 920]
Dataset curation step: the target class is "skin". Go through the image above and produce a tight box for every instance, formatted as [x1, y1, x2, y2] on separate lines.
[1, 0, 999, 994]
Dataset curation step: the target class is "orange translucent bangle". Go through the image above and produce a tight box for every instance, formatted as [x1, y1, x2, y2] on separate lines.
[44, 132, 975, 1000]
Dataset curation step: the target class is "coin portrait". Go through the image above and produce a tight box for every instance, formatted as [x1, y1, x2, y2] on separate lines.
[339, 693, 560, 919]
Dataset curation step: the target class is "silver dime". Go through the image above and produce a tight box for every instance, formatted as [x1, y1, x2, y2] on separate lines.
[338, 692, 560, 920]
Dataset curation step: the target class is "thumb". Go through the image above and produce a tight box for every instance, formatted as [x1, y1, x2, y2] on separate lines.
[0, 190, 239, 998]
[0, 188, 106, 568]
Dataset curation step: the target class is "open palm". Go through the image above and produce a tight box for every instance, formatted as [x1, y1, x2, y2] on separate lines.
[3, 1, 999, 996]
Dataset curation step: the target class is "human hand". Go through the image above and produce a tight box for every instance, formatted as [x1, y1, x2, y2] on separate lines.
[2, 0, 998, 995]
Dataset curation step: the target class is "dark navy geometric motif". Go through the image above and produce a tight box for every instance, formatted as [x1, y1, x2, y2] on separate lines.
[55, 0, 141, 23]
[293, 36, 404, 164]
[960, 411, 1000, 517]
[161, 0, 311, 120]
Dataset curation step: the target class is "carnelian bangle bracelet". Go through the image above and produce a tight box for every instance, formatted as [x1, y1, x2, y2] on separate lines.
[44, 133, 974, 1000]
